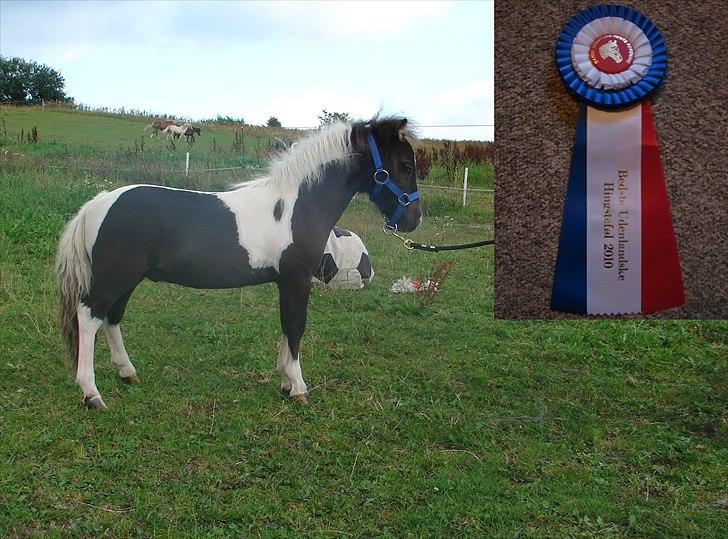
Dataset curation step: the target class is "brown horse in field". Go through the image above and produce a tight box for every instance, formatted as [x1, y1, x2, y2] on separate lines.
[144, 119, 180, 137]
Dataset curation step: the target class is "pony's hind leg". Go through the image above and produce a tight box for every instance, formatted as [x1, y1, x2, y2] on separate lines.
[77, 304, 106, 409]
[105, 324, 138, 383]
[105, 289, 139, 383]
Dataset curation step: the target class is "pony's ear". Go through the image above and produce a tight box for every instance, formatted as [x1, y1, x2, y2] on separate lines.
[377, 118, 410, 141]
[396, 118, 409, 141]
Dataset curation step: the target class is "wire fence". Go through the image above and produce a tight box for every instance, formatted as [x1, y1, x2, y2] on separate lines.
[419, 183, 492, 193]
[47, 163, 260, 174]
[45, 163, 490, 190]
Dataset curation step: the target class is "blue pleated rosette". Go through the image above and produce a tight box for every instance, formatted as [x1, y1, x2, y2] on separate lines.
[555, 4, 667, 108]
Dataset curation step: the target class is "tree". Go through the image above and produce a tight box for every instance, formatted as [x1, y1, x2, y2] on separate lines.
[0, 56, 72, 103]
[317, 109, 351, 127]
[266, 116, 282, 128]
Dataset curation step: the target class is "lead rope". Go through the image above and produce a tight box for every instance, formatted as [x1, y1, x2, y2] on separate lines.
[382, 221, 494, 252]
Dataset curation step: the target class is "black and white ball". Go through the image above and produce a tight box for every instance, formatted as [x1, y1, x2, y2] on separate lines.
[312, 227, 373, 289]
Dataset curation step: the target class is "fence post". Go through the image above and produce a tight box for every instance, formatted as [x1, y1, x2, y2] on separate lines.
[462, 167, 469, 206]
[185, 152, 190, 176]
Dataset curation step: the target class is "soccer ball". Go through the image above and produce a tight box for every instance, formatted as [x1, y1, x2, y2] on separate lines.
[312, 226, 373, 289]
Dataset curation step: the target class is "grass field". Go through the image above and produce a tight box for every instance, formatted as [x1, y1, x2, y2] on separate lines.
[0, 106, 726, 537]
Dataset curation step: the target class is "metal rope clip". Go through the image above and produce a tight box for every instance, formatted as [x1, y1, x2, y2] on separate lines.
[382, 220, 414, 250]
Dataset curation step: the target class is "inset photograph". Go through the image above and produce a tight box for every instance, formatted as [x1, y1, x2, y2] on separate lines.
[494, 0, 727, 318]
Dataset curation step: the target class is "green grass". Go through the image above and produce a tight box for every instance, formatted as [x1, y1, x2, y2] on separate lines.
[427, 162, 494, 189]
[0, 106, 726, 537]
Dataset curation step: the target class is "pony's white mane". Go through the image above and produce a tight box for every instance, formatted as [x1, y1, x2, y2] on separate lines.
[234, 122, 352, 191]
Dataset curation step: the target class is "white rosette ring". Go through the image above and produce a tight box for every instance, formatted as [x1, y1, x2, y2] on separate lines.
[556, 4, 667, 108]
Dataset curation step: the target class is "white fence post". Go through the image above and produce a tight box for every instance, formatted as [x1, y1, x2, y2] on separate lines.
[185, 152, 190, 176]
[462, 167, 469, 206]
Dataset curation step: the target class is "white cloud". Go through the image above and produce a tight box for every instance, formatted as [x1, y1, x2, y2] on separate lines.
[290, 1, 453, 40]
[1, 1, 453, 52]
[432, 79, 493, 118]
[59, 43, 89, 62]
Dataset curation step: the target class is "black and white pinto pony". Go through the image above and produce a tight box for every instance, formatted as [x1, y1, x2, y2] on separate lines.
[56, 117, 421, 409]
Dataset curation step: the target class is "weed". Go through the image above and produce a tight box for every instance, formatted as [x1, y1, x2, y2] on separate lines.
[231, 129, 245, 154]
[417, 259, 454, 307]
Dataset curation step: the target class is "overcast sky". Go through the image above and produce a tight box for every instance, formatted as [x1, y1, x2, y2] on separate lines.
[0, 0, 493, 140]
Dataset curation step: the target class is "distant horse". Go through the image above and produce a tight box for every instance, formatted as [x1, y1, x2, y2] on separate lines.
[56, 116, 421, 409]
[183, 126, 202, 145]
[144, 119, 179, 137]
[163, 123, 191, 142]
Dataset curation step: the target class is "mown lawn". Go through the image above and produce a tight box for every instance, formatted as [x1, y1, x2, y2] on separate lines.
[0, 107, 726, 537]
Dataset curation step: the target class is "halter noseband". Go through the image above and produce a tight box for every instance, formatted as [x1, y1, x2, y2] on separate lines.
[366, 131, 420, 230]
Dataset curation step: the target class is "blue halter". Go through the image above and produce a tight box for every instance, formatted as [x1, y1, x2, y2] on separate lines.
[366, 131, 420, 230]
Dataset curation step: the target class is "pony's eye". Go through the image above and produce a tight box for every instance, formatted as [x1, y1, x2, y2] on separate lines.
[399, 163, 413, 175]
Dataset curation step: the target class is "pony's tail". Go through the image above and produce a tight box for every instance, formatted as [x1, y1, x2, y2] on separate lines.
[56, 203, 93, 368]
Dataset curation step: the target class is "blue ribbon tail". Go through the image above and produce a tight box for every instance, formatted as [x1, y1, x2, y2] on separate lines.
[551, 104, 588, 313]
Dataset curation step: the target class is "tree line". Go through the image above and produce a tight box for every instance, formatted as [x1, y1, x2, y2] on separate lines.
[0, 56, 72, 103]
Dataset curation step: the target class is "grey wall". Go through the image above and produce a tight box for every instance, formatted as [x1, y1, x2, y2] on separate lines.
[494, 0, 727, 318]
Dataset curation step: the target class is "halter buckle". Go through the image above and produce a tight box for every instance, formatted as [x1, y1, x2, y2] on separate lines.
[399, 193, 412, 206]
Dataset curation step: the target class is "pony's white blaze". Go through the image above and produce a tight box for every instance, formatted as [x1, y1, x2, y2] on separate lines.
[216, 182, 298, 271]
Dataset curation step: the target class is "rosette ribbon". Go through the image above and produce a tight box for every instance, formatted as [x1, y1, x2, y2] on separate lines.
[551, 4, 684, 315]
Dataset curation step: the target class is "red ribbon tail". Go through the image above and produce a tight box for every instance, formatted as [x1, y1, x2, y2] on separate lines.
[641, 101, 685, 313]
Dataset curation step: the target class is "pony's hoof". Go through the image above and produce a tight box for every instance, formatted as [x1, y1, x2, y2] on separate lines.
[83, 395, 107, 410]
[122, 375, 140, 384]
[292, 394, 309, 405]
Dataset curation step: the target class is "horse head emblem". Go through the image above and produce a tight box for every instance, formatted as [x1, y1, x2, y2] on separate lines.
[598, 39, 623, 63]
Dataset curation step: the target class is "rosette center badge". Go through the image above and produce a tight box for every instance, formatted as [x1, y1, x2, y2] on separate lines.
[589, 34, 633, 73]
[551, 4, 684, 315]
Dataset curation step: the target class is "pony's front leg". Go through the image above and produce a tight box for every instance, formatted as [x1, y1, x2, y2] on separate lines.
[77, 305, 106, 409]
[277, 337, 292, 394]
[277, 278, 311, 403]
